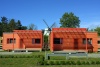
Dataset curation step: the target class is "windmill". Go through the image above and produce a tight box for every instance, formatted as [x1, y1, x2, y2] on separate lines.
[42, 19, 57, 50]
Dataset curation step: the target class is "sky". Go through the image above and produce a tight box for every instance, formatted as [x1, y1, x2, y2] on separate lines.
[0, 0, 100, 30]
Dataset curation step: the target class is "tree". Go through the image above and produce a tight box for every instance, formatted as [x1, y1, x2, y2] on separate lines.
[28, 23, 37, 30]
[60, 12, 80, 28]
[16, 20, 22, 30]
[8, 19, 16, 32]
[21, 26, 27, 30]
[1, 16, 9, 32]
[0, 22, 2, 36]
[94, 26, 100, 36]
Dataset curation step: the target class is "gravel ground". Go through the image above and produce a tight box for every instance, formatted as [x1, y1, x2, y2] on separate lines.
[88, 53, 100, 58]
[0, 52, 32, 55]
[0, 51, 100, 58]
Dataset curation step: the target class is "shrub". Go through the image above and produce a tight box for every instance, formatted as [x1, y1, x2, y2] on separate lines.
[96, 61, 100, 64]
[85, 61, 90, 65]
[81, 61, 86, 65]
[49, 61, 54, 65]
[70, 61, 76, 65]
[35, 55, 40, 58]
[0, 55, 2, 58]
[10, 55, 14, 58]
[60, 61, 66, 65]
[43, 60, 48, 65]
[76, 61, 81, 65]
[39, 55, 44, 61]
[91, 61, 95, 64]
[55, 61, 60, 65]
[38, 60, 44, 65]
[66, 61, 71, 65]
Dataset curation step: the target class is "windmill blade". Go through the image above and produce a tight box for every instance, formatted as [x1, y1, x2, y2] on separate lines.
[43, 19, 50, 28]
[50, 22, 56, 28]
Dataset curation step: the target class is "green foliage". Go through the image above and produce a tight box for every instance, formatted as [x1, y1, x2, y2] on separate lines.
[66, 61, 71, 65]
[8, 19, 16, 32]
[89, 26, 100, 36]
[96, 61, 100, 64]
[91, 61, 95, 64]
[49, 61, 54, 65]
[43, 35, 49, 50]
[81, 61, 86, 65]
[55, 61, 60, 65]
[94, 26, 100, 36]
[0, 16, 27, 36]
[60, 61, 66, 65]
[76, 61, 81, 65]
[60, 12, 80, 28]
[43, 60, 48, 65]
[44, 35, 48, 43]
[70, 61, 76, 65]
[85, 61, 90, 65]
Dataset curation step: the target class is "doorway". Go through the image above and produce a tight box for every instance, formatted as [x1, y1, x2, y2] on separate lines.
[74, 39, 78, 49]
[20, 39, 23, 49]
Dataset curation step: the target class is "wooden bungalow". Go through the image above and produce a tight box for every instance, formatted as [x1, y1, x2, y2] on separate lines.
[50, 28, 98, 52]
[3, 30, 43, 52]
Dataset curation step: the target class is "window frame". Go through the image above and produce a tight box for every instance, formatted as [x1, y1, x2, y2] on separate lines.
[53, 38, 63, 44]
[82, 38, 92, 45]
[32, 38, 41, 44]
[7, 38, 16, 44]
[98, 40, 100, 44]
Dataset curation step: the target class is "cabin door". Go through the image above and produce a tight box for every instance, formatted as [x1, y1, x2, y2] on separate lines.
[74, 39, 78, 50]
[20, 39, 23, 49]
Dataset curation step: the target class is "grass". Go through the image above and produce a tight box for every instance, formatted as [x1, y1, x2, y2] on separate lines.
[0, 51, 100, 67]
[1, 65, 100, 67]
[0, 58, 39, 65]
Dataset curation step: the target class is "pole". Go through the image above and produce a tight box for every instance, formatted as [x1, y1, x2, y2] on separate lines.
[86, 31, 87, 52]
[13, 32, 14, 52]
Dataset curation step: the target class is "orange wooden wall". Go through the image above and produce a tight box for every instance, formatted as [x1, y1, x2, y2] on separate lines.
[50, 28, 98, 52]
[3, 30, 43, 50]
[98, 37, 100, 48]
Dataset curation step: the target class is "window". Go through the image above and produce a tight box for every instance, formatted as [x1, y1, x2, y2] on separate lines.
[7, 38, 16, 44]
[98, 40, 100, 44]
[32, 38, 41, 44]
[82, 38, 92, 45]
[83, 38, 86, 44]
[53, 38, 63, 44]
[1, 40, 2, 43]
[87, 38, 92, 45]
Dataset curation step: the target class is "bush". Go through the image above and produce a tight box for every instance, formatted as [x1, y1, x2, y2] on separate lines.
[91, 61, 95, 64]
[66, 61, 71, 65]
[39, 55, 44, 61]
[70, 61, 76, 65]
[8, 55, 13, 58]
[43, 60, 48, 65]
[60, 61, 66, 65]
[81, 61, 86, 65]
[0, 55, 2, 58]
[37, 60, 44, 65]
[49, 61, 54, 65]
[96, 61, 100, 64]
[55, 61, 60, 65]
[76, 61, 81, 65]
[85, 61, 90, 65]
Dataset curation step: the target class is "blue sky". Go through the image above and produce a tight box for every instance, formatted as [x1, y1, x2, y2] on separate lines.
[0, 0, 100, 30]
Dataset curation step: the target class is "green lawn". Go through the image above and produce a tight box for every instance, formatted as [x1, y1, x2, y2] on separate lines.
[0, 51, 100, 67]
[1, 65, 100, 67]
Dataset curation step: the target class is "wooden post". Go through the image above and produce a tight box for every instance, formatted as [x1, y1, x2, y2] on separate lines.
[13, 32, 14, 51]
[86, 31, 87, 52]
